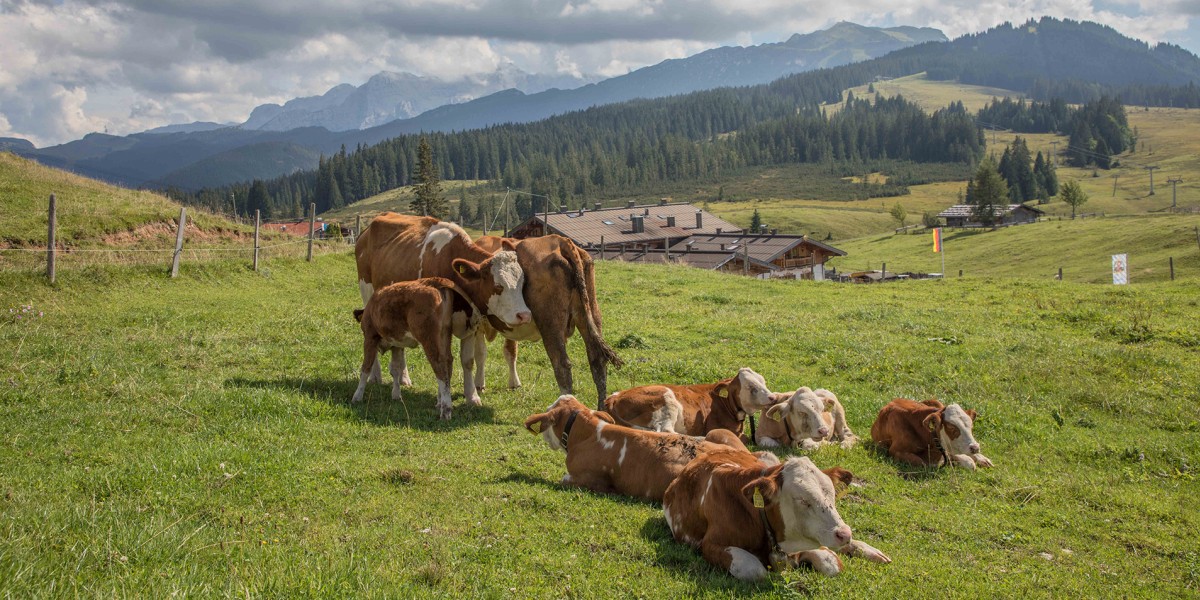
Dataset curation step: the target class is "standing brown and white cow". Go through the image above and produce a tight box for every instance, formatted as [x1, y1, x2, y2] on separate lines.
[355, 213, 531, 405]
[472, 234, 623, 408]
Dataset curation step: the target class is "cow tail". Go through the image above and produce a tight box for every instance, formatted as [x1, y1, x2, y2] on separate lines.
[569, 245, 623, 369]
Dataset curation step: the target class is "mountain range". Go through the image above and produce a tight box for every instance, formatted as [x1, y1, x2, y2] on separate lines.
[11, 18, 1200, 193]
[10, 22, 946, 189]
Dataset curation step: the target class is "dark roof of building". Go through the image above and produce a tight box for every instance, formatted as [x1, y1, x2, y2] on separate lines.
[669, 232, 846, 262]
[514, 202, 741, 245]
[937, 204, 1045, 218]
[586, 248, 778, 271]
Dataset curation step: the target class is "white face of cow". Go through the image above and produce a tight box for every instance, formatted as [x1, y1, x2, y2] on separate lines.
[776, 457, 852, 552]
[485, 251, 533, 327]
[939, 404, 981, 456]
[766, 388, 829, 440]
[735, 368, 774, 411]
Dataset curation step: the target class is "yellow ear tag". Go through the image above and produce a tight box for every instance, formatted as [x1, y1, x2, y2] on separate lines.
[455, 264, 468, 276]
[752, 488, 765, 509]
[532, 421, 543, 433]
[767, 411, 781, 422]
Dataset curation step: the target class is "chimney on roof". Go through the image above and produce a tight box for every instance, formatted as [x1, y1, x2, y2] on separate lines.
[716, 228, 722, 235]
[659, 198, 667, 206]
[695, 210, 703, 229]
[594, 202, 602, 211]
[760, 224, 768, 234]
[770, 228, 777, 235]
[685, 240, 694, 253]
[643, 208, 650, 216]
[632, 215, 645, 234]
[719, 243, 726, 251]
[666, 216, 676, 227]
[559, 204, 567, 213]
[626, 200, 635, 209]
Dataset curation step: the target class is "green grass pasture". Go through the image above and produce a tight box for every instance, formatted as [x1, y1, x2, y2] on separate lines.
[1, 255, 1197, 597]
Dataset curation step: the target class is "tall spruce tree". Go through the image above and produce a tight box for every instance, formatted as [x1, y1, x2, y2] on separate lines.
[247, 180, 272, 220]
[410, 137, 446, 218]
[750, 209, 763, 232]
[971, 157, 1009, 227]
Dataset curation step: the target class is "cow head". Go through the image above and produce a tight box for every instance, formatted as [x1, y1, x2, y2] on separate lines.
[924, 403, 981, 456]
[742, 457, 852, 553]
[719, 368, 773, 413]
[764, 387, 832, 441]
[450, 250, 532, 328]
[523, 395, 605, 452]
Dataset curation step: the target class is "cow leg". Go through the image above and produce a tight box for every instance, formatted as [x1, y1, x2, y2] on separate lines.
[420, 334, 454, 421]
[391, 349, 412, 387]
[949, 454, 978, 470]
[791, 548, 844, 576]
[459, 334, 482, 406]
[837, 540, 892, 564]
[540, 336, 573, 398]
[388, 351, 407, 400]
[473, 333, 488, 394]
[368, 357, 383, 384]
[503, 338, 521, 389]
[702, 542, 766, 581]
[586, 344, 609, 409]
[890, 451, 933, 468]
[353, 336, 380, 404]
[972, 452, 994, 467]
[561, 472, 616, 495]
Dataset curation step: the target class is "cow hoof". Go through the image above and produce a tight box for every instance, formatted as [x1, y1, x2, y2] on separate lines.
[400, 376, 413, 387]
[974, 454, 994, 468]
[391, 390, 403, 401]
[351, 393, 364, 404]
[508, 381, 522, 389]
[468, 395, 483, 407]
[439, 406, 452, 420]
[840, 436, 859, 450]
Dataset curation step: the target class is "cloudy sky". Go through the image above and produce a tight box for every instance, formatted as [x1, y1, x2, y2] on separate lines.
[1, 0, 1197, 147]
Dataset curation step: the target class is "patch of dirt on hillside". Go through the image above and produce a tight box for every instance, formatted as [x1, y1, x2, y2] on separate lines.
[102, 222, 251, 247]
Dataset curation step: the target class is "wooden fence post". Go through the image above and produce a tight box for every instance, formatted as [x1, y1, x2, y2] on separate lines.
[253, 209, 261, 272]
[882, 262, 887, 280]
[958, 269, 963, 277]
[1057, 267, 1062, 281]
[355, 214, 362, 242]
[1169, 257, 1174, 281]
[600, 235, 605, 260]
[307, 203, 316, 262]
[170, 207, 186, 278]
[46, 194, 56, 284]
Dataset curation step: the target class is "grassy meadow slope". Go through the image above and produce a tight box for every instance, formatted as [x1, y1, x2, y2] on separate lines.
[1, 255, 1197, 597]
[0, 152, 244, 247]
[830, 214, 1200, 282]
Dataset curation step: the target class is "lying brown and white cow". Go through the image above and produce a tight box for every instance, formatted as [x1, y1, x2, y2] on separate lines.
[355, 214, 531, 405]
[870, 399, 993, 470]
[474, 234, 623, 408]
[756, 387, 858, 450]
[603, 368, 774, 437]
[351, 278, 479, 419]
[523, 395, 779, 502]
[663, 447, 891, 581]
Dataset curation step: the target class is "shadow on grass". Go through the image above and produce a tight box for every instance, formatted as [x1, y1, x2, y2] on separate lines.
[862, 440, 944, 481]
[637, 516, 771, 593]
[225, 376, 495, 431]
[494, 470, 660, 508]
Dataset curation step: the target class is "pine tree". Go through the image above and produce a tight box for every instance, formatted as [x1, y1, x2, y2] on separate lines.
[971, 157, 1008, 227]
[750, 209, 762, 232]
[247, 180, 273, 220]
[410, 137, 446, 218]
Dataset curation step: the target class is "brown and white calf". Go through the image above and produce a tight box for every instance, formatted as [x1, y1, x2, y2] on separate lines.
[351, 278, 480, 420]
[870, 399, 993, 469]
[756, 388, 858, 450]
[603, 368, 775, 438]
[355, 213, 531, 404]
[524, 395, 779, 502]
[663, 448, 890, 581]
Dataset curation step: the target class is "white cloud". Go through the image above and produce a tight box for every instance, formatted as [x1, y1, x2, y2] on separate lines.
[0, 0, 1195, 146]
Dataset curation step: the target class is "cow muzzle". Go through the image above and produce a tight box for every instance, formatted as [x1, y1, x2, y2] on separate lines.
[513, 310, 532, 325]
[834, 525, 852, 545]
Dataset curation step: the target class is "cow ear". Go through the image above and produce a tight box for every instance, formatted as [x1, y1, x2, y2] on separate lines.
[765, 402, 788, 422]
[741, 477, 779, 507]
[819, 392, 836, 410]
[822, 466, 855, 492]
[714, 379, 733, 399]
[592, 410, 615, 424]
[923, 411, 942, 431]
[768, 391, 791, 404]
[452, 258, 481, 280]
[966, 409, 978, 423]
[501, 239, 518, 251]
[523, 413, 550, 434]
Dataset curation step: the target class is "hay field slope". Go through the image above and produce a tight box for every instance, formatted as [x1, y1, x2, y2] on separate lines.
[1, 255, 1197, 597]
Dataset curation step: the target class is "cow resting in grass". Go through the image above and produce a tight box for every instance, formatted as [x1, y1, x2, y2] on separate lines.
[662, 448, 891, 581]
[474, 234, 623, 408]
[756, 387, 858, 450]
[524, 395, 780, 502]
[603, 368, 775, 438]
[352, 278, 480, 419]
[870, 399, 993, 469]
[355, 213, 531, 405]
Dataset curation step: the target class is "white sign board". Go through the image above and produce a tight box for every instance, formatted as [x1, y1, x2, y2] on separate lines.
[1112, 254, 1128, 285]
